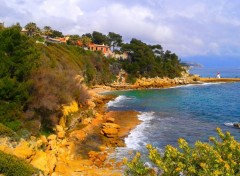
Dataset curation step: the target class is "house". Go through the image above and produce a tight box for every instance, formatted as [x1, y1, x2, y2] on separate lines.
[21, 28, 28, 35]
[110, 52, 128, 60]
[88, 43, 112, 57]
[46, 36, 69, 43]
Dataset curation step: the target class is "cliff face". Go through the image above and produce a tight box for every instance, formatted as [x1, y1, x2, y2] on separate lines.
[22, 43, 114, 135]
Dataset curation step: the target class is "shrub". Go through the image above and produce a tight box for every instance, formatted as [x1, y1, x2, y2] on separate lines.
[0, 123, 16, 137]
[0, 151, 38, 176]
[125, 128, 240, 176]
[124, 152, 152, 176]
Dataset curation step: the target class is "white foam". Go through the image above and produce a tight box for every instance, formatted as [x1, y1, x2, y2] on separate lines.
[224, 122, 239, 127]
[200, 82, 225, 85]
[224, 122, 234, 127]
[107, 95, 133, 107]
[168, 82, 225, 89]
[125, 112, 156, 150]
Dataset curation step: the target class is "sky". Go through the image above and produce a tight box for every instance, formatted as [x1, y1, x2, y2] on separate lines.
[1, 0, 240, 67]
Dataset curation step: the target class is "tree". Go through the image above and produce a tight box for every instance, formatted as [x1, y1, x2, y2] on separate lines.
[92, 31, 110, 45]
[121, 38, 156, 76]
[108, 32, 123, 51]
[81, 36, 92, 47]
[150, 44, 164, 57]
[43, 26, 53, 38]
[14, 22, 22, 31]
[82, 33, 92, 40]
[0, 26, 39, 130]
[50, 30, 63, 38]
[121, 38, 183, 80]
[25, 22, 37, 36]
[68, 35, 81, 45]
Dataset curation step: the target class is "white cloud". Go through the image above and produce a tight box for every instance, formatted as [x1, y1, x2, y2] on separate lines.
[39, 0, 83, 22]
[1, 0, 240, 58]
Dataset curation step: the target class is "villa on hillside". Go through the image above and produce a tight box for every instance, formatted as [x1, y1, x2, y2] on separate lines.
[110, 52, 128, 60]
[45, 36, 69, 43]
[87, 43, 129, 59]
[21, 28, 28, 35]
[88, 43, 112, 57]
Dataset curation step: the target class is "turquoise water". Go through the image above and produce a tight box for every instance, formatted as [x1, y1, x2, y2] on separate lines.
[106, 68, 240, 153]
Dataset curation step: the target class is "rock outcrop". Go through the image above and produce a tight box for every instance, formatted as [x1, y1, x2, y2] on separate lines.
[101, 123, 120, 138]
[233, 123, 240, 128]
[133, 75, 199, 89]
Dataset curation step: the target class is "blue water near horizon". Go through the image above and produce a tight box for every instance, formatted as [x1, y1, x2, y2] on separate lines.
[106, 67, 240, 156]
[189, 67, 240, 78]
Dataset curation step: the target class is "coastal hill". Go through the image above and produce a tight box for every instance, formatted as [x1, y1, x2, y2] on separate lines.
[0, 24, 185, 135]
[1, 24, 239, 175]
[0, 24, 185, 175]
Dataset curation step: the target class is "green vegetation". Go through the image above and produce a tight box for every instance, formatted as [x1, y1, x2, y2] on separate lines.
[29, 43, 113, 130]
[0, 151, 38, 176]
[0, 25, 113, 135]
[0, 23, 186, 135]
[124, 128, 240, 176]
[121, 39, 183, 79]
[0, 26, 39, 131]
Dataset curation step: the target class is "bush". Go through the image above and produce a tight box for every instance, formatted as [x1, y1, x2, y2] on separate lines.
[125, 128, 240, 176]
[0, 26, 39, 132]
[0, 123, 16, 137]
[0, 151, 37, 176]
[124, 152, 152, 176]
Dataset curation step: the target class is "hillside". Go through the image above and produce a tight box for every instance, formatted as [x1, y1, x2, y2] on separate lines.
[0, 26, 114, 136]
[0, 25, 185, 137]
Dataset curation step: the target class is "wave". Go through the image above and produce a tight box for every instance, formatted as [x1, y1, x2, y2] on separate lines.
[107, 95, 134, 107]
[224, 122, 240, 128]
[168, 82, 225, 89]
[124, 111, 156, 150]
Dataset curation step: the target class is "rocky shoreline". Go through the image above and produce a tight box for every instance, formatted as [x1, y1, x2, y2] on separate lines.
[0, 87, 141, 175]
[1, 75, 240, 175]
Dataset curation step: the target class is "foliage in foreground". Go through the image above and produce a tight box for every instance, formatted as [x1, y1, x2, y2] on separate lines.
[124, 128, 240, 176]
[0, 151, 38, 176]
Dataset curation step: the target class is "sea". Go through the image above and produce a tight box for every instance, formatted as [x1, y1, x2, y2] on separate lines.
[105, 67, 240, 158]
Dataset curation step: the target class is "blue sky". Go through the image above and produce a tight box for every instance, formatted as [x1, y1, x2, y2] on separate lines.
[1, 0, 240, 67]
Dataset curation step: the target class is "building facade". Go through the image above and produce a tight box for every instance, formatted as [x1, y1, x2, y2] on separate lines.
[88, 43, 112, 57]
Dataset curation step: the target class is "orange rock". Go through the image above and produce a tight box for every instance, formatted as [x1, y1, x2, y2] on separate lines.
[54, 161, 72, 175]
[94, 158, 103, 167]
[30, 151, 48, 173]
[82, 118, 92, 125]
[55, 125, 64, 132]
[102, 123, 120, 129]
[116, 161, 123, 168]
[98, 153, 107, 162]
[70, 130, 86, 141]
[40, 135, 48, 144]
[106, 117, 115, 123]
[101, 128, 118, 138]
[13, 141, 35, 159]
[101, 123, 120, 138]
[104, 163, 113, 168]
[47, 134, 57, 141]
[95, 113, 103, 120]
[57, 131, 65, 139]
